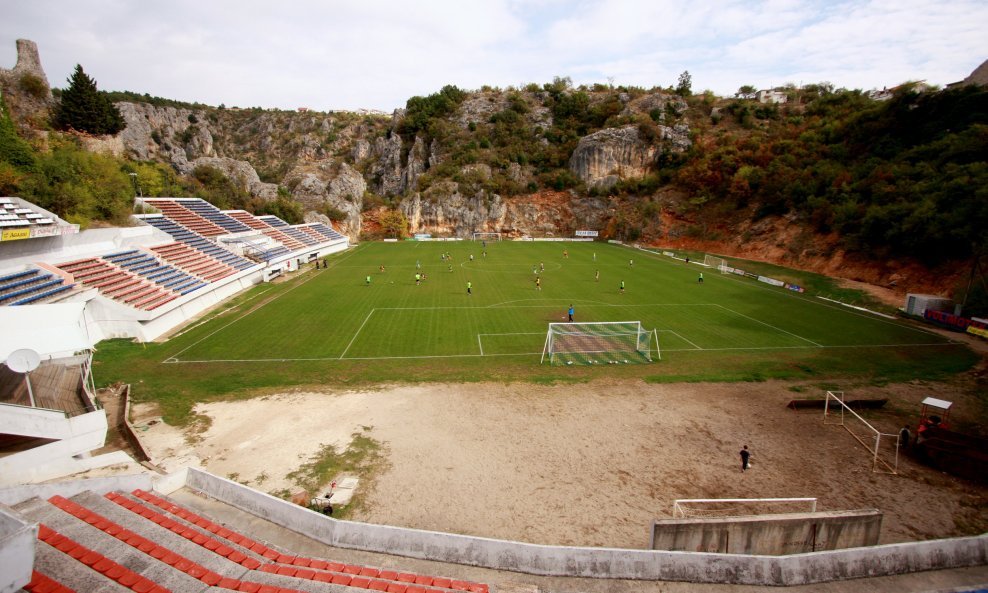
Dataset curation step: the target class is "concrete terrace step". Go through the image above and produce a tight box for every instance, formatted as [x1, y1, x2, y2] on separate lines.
[120, 490, 489, 593]
[23, 569, 78, 593]
[11, 490, 493, 593]
[32, 539, 131, 593]
[37, 494, 336, 593]
[17, 497, 206, 592]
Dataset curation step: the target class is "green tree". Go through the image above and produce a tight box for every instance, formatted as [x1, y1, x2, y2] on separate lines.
[676, 71, 692, 97]
[736, 85, 757, 99]
[53, 65, 125, 135]
[379, 209, 409, 238]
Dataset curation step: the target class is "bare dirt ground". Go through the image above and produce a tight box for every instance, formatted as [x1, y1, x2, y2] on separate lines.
[132, 379, 988, 550]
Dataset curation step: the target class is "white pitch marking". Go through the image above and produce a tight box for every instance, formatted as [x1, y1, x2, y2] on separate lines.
[339, 309, 376, 359]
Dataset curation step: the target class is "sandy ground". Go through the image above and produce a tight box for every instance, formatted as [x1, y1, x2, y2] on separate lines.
[131, 379, 988, 550]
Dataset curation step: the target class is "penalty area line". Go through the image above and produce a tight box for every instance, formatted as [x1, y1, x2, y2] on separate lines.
[339, 309, 376, 359]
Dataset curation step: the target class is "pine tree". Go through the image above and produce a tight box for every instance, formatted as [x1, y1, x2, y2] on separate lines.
[676, 71, 693, 97]
[53, 65, 125, 135]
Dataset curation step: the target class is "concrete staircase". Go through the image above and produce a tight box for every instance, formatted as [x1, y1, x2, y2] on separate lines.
[13, 489, 490, 593]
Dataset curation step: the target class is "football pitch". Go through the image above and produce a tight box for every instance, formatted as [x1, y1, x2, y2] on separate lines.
[164, 240, 951, 363]
[95, 239, 976, 422]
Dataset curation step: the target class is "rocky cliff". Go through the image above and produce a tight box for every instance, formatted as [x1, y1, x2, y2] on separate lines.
[109, 85, 690, 240]
[0, 39, 53, 132]
[0, 41, 686, 246]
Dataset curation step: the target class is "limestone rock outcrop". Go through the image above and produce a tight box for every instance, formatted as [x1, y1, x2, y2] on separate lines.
[569, 123, 690, 190]
[116, 102, 214, 169]
[284, 161, 366, 238]
[190, 156, 278, 200]
[0, 39, 54, 130]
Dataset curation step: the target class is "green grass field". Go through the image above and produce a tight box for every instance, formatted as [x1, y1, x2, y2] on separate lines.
[94, 240, 976, 424]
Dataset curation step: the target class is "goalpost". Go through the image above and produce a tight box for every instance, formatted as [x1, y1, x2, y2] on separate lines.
[472, 232, 502, 241]
[824, 391, 900, 474]
[702, 254, 730, 274]
[541, 321, 659, 365]
[672, 497, 818, 519]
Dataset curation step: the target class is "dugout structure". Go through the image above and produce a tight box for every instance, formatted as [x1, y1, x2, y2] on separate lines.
[541, 321, 659, 365]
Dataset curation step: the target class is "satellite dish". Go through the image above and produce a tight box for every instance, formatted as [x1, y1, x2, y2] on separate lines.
[6, 348, 41, 373]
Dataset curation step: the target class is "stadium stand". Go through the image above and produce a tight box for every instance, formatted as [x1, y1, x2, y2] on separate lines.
[223, 209, 273, 230]
[136, 215, 257, 271]
[11, 488, 489, 593]
[180, 199, 254, 234]
[0, 267, 74, 306]
[139, 199, 229, 237]
[0, 197, 56, 229]
[257, 214, 289, 227]
[55, 257, 182, 311]
[310, 223, 346, 241]
[150, 242, 237, 282]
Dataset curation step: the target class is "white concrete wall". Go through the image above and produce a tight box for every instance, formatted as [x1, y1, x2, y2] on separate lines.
[0, 505, 35, 593]
[0, 409, 108, 486]
[181, 469, 987, 586]
[0, 403, 69, 438]
[0, 473, 153, 506]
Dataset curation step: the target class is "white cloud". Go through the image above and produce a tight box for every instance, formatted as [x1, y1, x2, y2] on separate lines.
[1, 0, 985, 110]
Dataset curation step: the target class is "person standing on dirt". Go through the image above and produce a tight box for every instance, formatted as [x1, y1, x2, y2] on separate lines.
[899, 425, 911, 449]
[740, 445, 751, 472]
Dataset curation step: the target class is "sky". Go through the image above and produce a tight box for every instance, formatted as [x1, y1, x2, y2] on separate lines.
[2, 0, 987, 112]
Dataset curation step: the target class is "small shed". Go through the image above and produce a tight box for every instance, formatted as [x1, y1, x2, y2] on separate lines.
[904, 293, 952, 316]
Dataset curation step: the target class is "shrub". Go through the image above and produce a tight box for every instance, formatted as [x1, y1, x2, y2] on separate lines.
[18, 73, 48, 99]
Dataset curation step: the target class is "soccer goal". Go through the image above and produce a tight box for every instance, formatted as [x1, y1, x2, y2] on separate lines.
[703, 254, 730, 274]
[672, 497, 818, 519]
[540, 321, 659, 365]
[824, 391, 900, 474]
[472, 232, 501, 241]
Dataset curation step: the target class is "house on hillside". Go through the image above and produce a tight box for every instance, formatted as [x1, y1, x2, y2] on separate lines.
[756, 89, 788, 104]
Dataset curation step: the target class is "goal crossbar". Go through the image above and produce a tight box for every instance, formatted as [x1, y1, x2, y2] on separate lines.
[824, 391, 899, 474]
[703, 254, 730, 274]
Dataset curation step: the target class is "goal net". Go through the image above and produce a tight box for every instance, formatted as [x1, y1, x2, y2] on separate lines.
[472, 232, 501, 241]
[672, 498, 818, 519]
[703, 254, 730, 274]
[540, 321, 659, 365]
[823, 391, 900, 474]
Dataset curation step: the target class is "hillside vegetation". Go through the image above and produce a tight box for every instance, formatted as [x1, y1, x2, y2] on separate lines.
[1, 58, 986, 310]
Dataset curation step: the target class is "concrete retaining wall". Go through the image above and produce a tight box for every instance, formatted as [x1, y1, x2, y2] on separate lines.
[182, 468, 988, 585]
[650, 510, 883, 555]
[0, 505, 34, 593]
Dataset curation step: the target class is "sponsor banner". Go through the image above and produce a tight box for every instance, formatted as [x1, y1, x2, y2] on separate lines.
[30, 225, 61, 238]
[786, 284, 806, 293]
[414, 233, 432, 239]
[575, 230, 599, 237]
[662, 251, 676, 257]
[723, 267, 736, 274]
[744, 272, 758, 279]
[1, 228, 31, 242]
[925, 309, 987, 331]
[968, 325, 988, 338]
[758, 276, 785, 287]
[60, 224, 80, 235]
[607, 240, 623, 244]
[732, 268, 745, 276]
